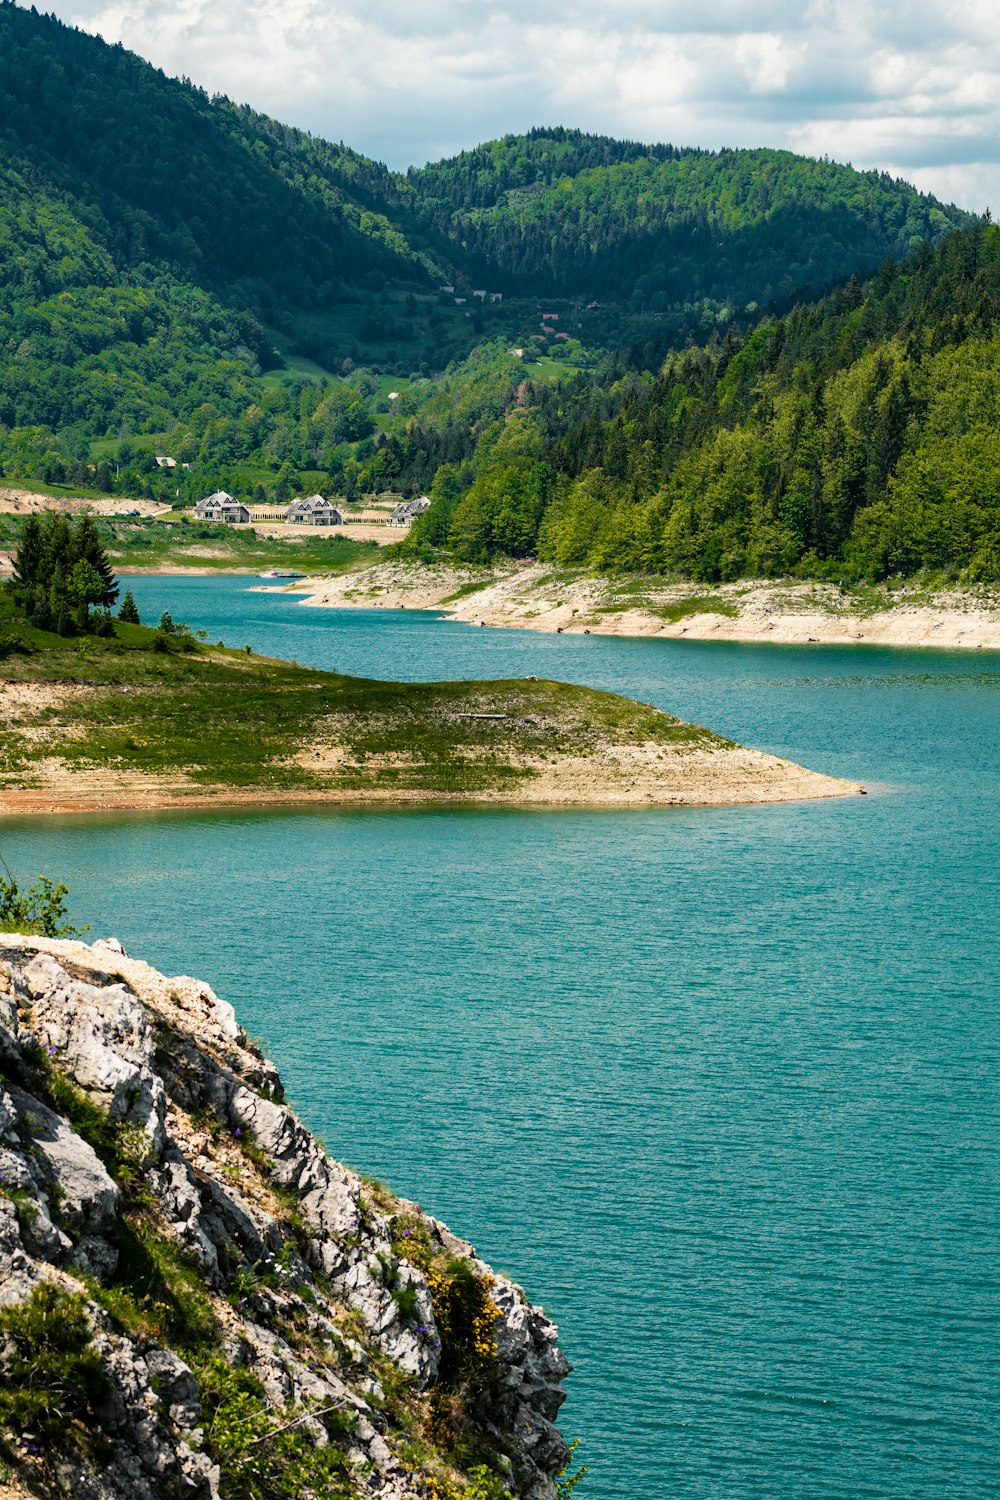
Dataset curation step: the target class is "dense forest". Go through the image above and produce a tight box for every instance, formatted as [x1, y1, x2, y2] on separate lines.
[0, 6, 995, 580]
[405, 225, 1000, 582]
[0, 3, 436, 313]
[0, 9, 968, 384]
[406, 129, 967, 307]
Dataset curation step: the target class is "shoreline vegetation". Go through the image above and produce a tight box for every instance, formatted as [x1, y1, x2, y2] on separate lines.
[0, 541, 858, 815]
[292, 559, 1000, 651]
[4, 500, 998, 648]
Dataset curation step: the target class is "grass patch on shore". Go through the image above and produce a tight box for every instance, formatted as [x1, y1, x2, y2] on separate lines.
[101, 517, 379, 573]
[0, 513, 380, 574]
[0, 596, 722, 801]
[651, 595, 739, 622]
[440, 579, 494, 604]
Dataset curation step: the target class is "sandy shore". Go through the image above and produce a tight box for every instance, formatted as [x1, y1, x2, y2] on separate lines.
[293, 561, 1000, 650]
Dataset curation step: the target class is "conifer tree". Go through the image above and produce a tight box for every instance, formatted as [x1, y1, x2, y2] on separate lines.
[12, 514, 42, 589]
[117, 588, 140, 624]
[74, 515, 119, 606]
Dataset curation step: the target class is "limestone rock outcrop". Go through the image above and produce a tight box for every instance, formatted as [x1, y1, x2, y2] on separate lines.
[0, 936, 570, 1500]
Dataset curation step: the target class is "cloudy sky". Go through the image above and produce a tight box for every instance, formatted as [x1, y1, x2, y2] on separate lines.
[48, 0, 998, 210]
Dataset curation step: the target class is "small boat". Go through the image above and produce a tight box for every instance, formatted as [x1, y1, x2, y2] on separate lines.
[258, 568, 305, 580]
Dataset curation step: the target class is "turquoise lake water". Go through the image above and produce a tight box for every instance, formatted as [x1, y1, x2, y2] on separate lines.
[3, 574, 998, 1499]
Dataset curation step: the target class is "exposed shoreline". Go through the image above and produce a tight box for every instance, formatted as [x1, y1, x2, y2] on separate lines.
[0, 675, 860, 817]
[0, 745, 860, 819]
[290, 560, 1000, 650]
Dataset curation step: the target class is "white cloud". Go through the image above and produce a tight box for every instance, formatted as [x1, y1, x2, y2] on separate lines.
[46, 0, 1000, 209]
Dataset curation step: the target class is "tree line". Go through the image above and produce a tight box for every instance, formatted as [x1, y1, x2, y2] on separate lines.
[405, 224, 1000, 582]
[9, 512, 119, 635]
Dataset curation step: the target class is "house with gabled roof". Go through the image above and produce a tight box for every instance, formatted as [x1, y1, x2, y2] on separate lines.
[390, 497, 431, 526]
[286, 495, 344, 526]
[195, 492, 250, 524]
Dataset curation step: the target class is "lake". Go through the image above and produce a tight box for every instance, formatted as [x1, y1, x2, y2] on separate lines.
[3, 574, 998, 1499]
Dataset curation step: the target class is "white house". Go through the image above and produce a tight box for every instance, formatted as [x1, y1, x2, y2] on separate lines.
[286, 495, 344, 526]
[389, 497, 431, 526]
[195, 492, 250, 524]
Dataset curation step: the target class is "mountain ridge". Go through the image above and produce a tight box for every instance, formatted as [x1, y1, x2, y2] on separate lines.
[0, 4, 970, 332]
[404, 128, 965, 306]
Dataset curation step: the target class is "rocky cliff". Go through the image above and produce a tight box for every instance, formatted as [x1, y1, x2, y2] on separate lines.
[0, 936, 570, 1500]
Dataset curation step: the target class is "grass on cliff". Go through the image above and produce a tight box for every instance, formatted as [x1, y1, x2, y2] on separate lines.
[0, 1283, 110, 1445]
[0, 593, 723, 800]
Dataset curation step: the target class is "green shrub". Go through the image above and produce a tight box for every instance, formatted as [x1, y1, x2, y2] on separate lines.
[556, 1441, 589, 1497]
[0, 630, 29, 659]
[228, 1264, 263, 1306]
[0, 876, 88, 937]
[0, 1282, 110, 1440]
[425, 1466, 516, 1500]
[391, 1281, 420, 1323]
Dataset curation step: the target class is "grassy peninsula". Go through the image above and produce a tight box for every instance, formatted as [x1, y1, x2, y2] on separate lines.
[0, 543, 856, 811]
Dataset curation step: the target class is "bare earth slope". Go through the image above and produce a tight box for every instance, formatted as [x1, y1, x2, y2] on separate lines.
[0, 935, 570, 1499]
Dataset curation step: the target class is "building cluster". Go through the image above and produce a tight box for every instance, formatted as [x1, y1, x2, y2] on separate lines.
[194, 492, 431, 528]
[439, 284, 502, 303]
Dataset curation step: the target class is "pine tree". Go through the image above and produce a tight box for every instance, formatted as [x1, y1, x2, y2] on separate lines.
[74, 515, 119, 606]
[12, 514, 43, 589]
[117, 588, 140, 624]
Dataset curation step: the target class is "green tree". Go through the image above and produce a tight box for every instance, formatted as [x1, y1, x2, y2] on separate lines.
[67, 558, 106, 625]
[117, 588, 141, 623]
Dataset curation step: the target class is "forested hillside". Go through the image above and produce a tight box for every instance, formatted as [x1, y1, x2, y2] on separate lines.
[0, 4, 994, 579]
[406, 225, 1000, 581]
[0, 1, 437, 312]
[406, 129, 967, 310]
[0, 7, 969, 401]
